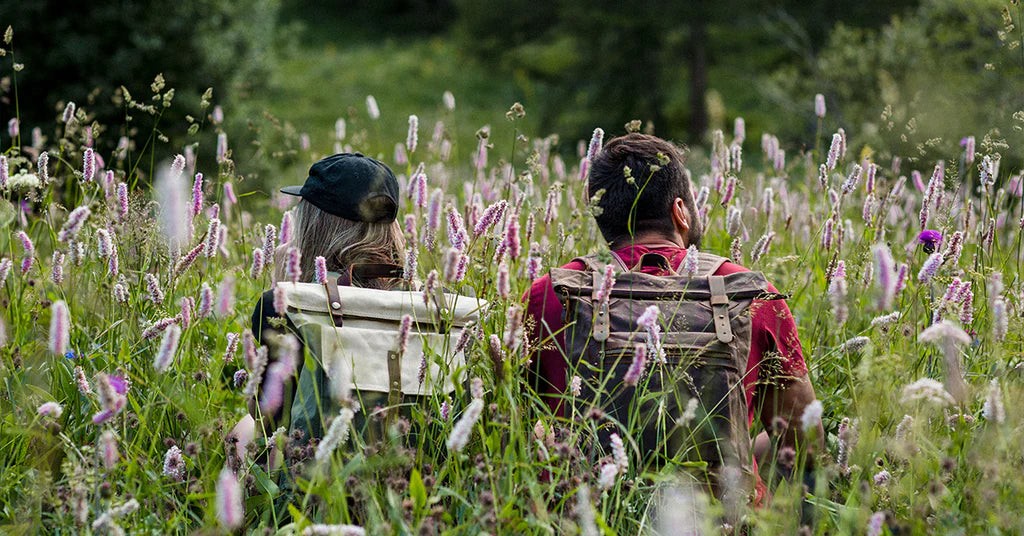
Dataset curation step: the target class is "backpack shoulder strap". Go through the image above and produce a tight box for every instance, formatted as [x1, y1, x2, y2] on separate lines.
[697, 252, 729, 276]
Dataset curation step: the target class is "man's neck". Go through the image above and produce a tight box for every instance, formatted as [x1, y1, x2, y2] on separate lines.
[610, 231, 686, 250]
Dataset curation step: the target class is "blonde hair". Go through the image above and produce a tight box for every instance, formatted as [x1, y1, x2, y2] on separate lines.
[284, 200, 405, 289]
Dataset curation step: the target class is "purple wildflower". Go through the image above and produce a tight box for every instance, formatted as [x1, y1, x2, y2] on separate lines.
[37, 152, 48, 183]
[637, 305, 664, 362]
[734, 117, 746, 143]
[526, 242, 543, 280]
[872, 244, 896, 310]
[58, 206, 91, 243]
[279, 211, 293, 245]
[623, 344, 647, 386]
[917, 230, 942, 253]
[49, 300, 70, 355]
[826, 133, 842, 171]
[814, 93, 826, 118]
[497, 263, 510, 299]
[406, 114, 418, 153]
[683, 245, 700, 276]
[82, 148, 95, 182]
[313, 256, 328, 284]
[99, 430, 119, 470]
[943, 231, 963, 266]
[180, 297, 194, 330]
[285, 247, 302, 283]
[216, 467, 244, 529]
[446, 398, 484, 452]
[174, 242, 205, 276]
[153, 325, 181, 373]
[720, 176, 737, 206]
[586, 128, 604, 163]
[504, 217, 521, 260]
[199, 283, 215, 318]
[224, 332, 240, 362]
[0, 258, 10, 287]
[250, 248, 265, 280]
[217, 276, 235, 317]
[894, 263, 909, 296]
[918, 252, 943, 283]
[145, 273, 165, 305]
[51, 251, 65, 285]
[116, 182, 129, 220]
[447, 205, 468, 251]
[141, 316, 178, 340]
[163, 445, 186, 481]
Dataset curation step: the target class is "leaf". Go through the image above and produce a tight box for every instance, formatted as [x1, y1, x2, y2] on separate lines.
[0, 198, 15, 228]
[250, 464, 279, 496]
[409, 468, 427, 512]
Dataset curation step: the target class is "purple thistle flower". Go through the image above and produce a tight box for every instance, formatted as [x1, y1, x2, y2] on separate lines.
[720, 176, 737, 206]
[446, 398, 484, 452]
[526, 242, 543, 280]
[216, 467, 244, 529]
[224, 332, 240, 362]
[174, 242, 205, 276]
[398, 314, 413, 356]
[145, 273, 165, 305]
[58, 206, 91, 243]
[497, 262, 510, 299]
[422, 270, 438, 306]
[204, 218, 221, 258]
[141, 316, 178, 340]
[217, 276, 235, 317]
[37, 152, 49, 183]
[262, 224, 277, 262]
[474, 200, 508, 237]
[504, 217, 521, 260]
[279, 211, 293, 245]
[872, 244, 896, 310]
[199, 283, 215, 318]
[447, 205, 468, 251]
[406, 114, 419, 153]
[734, 117, 746, 143]
[82, 148, 96, 182]
[314, 255, 328, 284]
[403, 246, 418, 281]
[216, 133, 229, 163]
[116, 182, 129, 220]
[180, 297, 194, 330]
[586, 128, 604, 162]
[153, 325, 182, 373]
[918, 252, 943, 283]
[943, 231, 963, 266]
[187, 173, 204, 219]
[163, 445, 186, 481]
[623, 344, 647, 386]
[0, 258, 11, 287]
[250, 248, 265, 280]
[826, 133, 842, 171]
[917, 229, 942, 253]
[285, 247, 302, 283]
[49, 301, 70, 355]
[51, 251, 65, 285]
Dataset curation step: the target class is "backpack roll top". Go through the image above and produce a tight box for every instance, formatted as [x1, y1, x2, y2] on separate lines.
[282, 281, 486, 398]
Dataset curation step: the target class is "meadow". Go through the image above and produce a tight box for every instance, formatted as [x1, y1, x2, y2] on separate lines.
[2, 22, 1024, 536]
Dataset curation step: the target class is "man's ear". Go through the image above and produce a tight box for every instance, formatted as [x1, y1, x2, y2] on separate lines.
[671, 197, 691, 242]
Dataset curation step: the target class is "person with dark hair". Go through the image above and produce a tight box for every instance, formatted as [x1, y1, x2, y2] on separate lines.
[525, 133, 822, 505]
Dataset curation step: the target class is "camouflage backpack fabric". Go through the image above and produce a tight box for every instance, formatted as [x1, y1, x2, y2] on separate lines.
[549, 251, 784, 493]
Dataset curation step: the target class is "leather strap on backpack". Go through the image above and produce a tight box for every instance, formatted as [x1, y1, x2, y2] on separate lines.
[338, 263, 405, 286]
[708, 275, 734, 343]
[324, 274, 345, 327]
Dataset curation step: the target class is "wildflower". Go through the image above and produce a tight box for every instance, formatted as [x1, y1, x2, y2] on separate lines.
[683, 245, 700, 276]
[526, 242, 543, 280]
[826, 133, 842, 171]
[993, 297, 1008, 341]
[593, 264, 616, 305]
[62, 101, 76, 123]
[396, 314, 414, 357]
[302, 525, 366, 536]
[279, 211, 294, 245]
[497, 263, 510, 299]
[179, 297, 193, 330]
[37, 151, 49, 183]
[248, 248, 265, 280]
[610, 433, 628, 472]
[412, 169, 428, 208]
[750, 231, 775, 263]
[962, 136, 976, 164]
[232, 370, 248, 388]
[37, 401, 63, 418]
[623, 344, 647, 387]
[216, 276, 236, 317]
[733, 117, 746, 143]
[598, 463, 618, 490]
[285, 247, 302, 283]
[365, 95, 380, 120]
[141, 316, 178, 340]
[901, 378, 955, 406]
[222, 332, 240, 363]
[569, 375, 583, 397]
[800, 400, 823, 432]
[92, 373, 128, 424]
[814, 93, 826, 118]
[259, 362, 290, 414]
[406, 114, 418, 153]
[163, 445, 186, 481]
[425, 189, 443, 249]
[919, 319, 971, 346]
[839, 336, 870, 352]
[51, 251, 65, 285]
[75, 366, 92, 394]
[153, 325, 182, 373]
[243, 347, 269, 397]
[470, 377, 485, 399]
[870, 311, 901, 329]
[872, 243, 896, 310]
[58, 206, 91, 243]
[98, 430, 119, 470]
[679, 397, 700, 426]
[840, 164, 862, 194]
[116, 182, 129, 220]
[917, 252, 943, 283]
[576, 484, 598, 536]
[637, 305, 665, 362]
[82, 148, 96, 183]
[447, 205, 468, 251]
[942, 231, 963, 266]
[726, 207, 742, 237]
[195, 283, 213, 318]
[868, 512, 884, 536]
[49, 301, 70, 356]
[203, 218, 221, 258]
[212, 467, 245, 529]
[0, 258, 9, 288]
[216, 132, 229, 162]
[916, 229, 941, 253]
[720, 176, 737, 206]
[446, 398, 484, 452]
[156, 162, 190, 250]
[982, 379, 1005, 424]
[959, 287, 974, 325]
[314, 255, 328, 284]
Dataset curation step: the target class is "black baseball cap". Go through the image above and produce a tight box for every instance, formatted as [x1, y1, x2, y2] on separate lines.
[280, 153, 400, 223]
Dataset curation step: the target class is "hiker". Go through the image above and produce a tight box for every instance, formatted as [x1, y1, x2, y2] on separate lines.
[248, 152, 407, 440]
[525, 133, 823, 504]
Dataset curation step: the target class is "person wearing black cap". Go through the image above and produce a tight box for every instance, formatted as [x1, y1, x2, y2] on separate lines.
[248, 153, 406, 439]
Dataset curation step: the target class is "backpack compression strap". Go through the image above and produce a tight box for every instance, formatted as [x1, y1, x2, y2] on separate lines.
[322, 263, 406, 327]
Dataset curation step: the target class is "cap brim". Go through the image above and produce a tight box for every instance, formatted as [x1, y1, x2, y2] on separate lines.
[280, 185, 304, 196]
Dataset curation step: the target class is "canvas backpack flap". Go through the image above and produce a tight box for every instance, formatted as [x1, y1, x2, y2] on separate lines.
[282, 282, 485, 399]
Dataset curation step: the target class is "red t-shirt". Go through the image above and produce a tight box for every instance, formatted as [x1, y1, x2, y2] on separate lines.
[524, 244, 808, 425]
